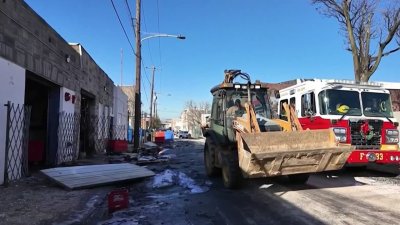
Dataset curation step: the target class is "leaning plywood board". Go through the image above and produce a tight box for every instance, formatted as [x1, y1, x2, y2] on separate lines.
[41, 163, 155, 190]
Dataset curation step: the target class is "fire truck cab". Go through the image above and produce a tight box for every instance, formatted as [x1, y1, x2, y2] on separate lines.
[277, 79, 400, 165]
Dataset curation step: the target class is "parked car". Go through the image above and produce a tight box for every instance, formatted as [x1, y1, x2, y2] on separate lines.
[178, 131, 190, 139]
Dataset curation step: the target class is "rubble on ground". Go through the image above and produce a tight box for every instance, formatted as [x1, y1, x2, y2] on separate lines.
[106, 141, 175, 165]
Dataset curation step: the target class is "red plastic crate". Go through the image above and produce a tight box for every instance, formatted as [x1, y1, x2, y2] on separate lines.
[108, 188, 129, 213]
[154, 131, 165, 144]
[108, 140, 128, 153]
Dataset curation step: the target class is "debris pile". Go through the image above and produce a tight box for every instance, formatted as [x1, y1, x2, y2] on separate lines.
[136, 142, 175, 165]
[106, 142, 175, 165]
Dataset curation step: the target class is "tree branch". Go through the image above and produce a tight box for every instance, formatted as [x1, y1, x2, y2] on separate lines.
[368, 8, 400, 79]
[313, 0, 400, 81]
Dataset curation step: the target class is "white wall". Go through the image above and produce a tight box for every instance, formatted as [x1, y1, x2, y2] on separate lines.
[0, 57, 26, 185]
[113, 86, 128, 140]
[59, 87, 75, 114]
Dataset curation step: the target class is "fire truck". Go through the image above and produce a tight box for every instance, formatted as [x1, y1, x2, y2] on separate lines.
[276, 79, 400, 165]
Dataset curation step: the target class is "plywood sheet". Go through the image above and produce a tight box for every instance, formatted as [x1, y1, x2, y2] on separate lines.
[41, 163, 155, 189]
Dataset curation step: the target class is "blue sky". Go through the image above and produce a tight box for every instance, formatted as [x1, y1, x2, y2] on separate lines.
[25, 0, 399, 119]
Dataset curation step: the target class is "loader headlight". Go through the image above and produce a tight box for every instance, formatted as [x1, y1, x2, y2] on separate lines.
[386, 137, 399, 143]
[333, 128, 346, 134]
[386, 129, 399, 136]
[333, 127, 347, 143]
[386, 129, 399, 144]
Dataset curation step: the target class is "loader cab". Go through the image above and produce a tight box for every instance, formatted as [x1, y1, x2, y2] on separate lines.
[211, 87, 272, 123]
[209, 84, 273, 143]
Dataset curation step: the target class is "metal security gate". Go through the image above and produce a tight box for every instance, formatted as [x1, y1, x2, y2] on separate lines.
[4, 102, 31, 185]
[112, 124, 126, 140]
[56, 112, 80, 165]
[89, 115, 111, 153]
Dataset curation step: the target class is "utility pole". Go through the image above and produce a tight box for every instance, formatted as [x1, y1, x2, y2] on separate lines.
[154, 92, 158, 120]
[148, 66, 156, 129]
[133, 0, 141, 150]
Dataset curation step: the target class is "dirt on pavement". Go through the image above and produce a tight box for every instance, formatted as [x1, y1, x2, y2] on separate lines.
[0, 154, 114, 225]
[97, 139, 400, 225]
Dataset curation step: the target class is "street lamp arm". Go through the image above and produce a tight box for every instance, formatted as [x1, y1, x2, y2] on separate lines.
[141, 34, 186, 42]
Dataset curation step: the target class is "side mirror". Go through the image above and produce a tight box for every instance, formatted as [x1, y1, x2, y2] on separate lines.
[274, 90, 280, 99]
[205, 116, 210, 128]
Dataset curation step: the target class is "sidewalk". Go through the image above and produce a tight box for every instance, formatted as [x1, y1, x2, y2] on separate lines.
[0, 171, 111, 225]
[0, 153, 121, 225]
[0, 141, 180, 225]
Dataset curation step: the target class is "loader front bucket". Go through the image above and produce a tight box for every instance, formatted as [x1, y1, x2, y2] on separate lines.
[236, 129, 354, 178]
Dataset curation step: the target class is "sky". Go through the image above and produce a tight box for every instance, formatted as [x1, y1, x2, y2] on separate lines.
[25, 0, 400, 119]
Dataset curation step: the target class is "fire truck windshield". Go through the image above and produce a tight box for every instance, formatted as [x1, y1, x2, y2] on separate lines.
[318, 90, 362, 116]
[361, 92, 393, 118]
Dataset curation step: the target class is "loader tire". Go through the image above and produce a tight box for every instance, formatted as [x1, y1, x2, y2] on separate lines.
[288, 174, 310, 184]
[222, 153, 242, 189]
[204, 140, 220, 177]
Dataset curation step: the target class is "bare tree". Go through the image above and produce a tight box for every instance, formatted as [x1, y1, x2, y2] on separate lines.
[184, 100, 211, 137]
[312, 0, 400, 81]
[151, 115, 162, 129]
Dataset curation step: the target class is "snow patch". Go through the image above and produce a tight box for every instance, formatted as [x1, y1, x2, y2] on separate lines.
[158, 154, 177, 160]
[99, 217, 139, 225]
[151, 169, 209, 193]
[259, 184, 273, 189]
[138, 156, 157, 161]
[152, 169, 175, 188]
[158, 148, 173, 155]
[177, 172, 207, 193]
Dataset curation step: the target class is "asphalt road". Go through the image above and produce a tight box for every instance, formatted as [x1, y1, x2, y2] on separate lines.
[98, 139, 400, 225]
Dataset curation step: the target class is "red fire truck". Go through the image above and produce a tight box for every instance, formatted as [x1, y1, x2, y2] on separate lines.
[277, 79, 400, 165]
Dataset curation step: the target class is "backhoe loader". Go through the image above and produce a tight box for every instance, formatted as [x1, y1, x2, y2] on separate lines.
[203, 70, 354, 188]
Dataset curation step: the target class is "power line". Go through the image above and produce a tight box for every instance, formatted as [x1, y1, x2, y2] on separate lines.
[156, 0, 163, 92]
[141, 71, 149, 103]
[142, 61, 151, 86]
[124, 0, 136, 38]
[111, 0, 147, 112]
[123, 0, 151, 104]
[141, 61, 151, 103]
[123, 0, 151, 98]
[141, 1, 155, 66]
[110, 0, 136, 55]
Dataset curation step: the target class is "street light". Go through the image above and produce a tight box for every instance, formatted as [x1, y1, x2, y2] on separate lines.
[141, 34, 186, 42]
[133, 26, 185, 150]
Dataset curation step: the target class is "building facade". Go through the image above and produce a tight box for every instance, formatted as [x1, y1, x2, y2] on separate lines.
[0, 0, 127, 185]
